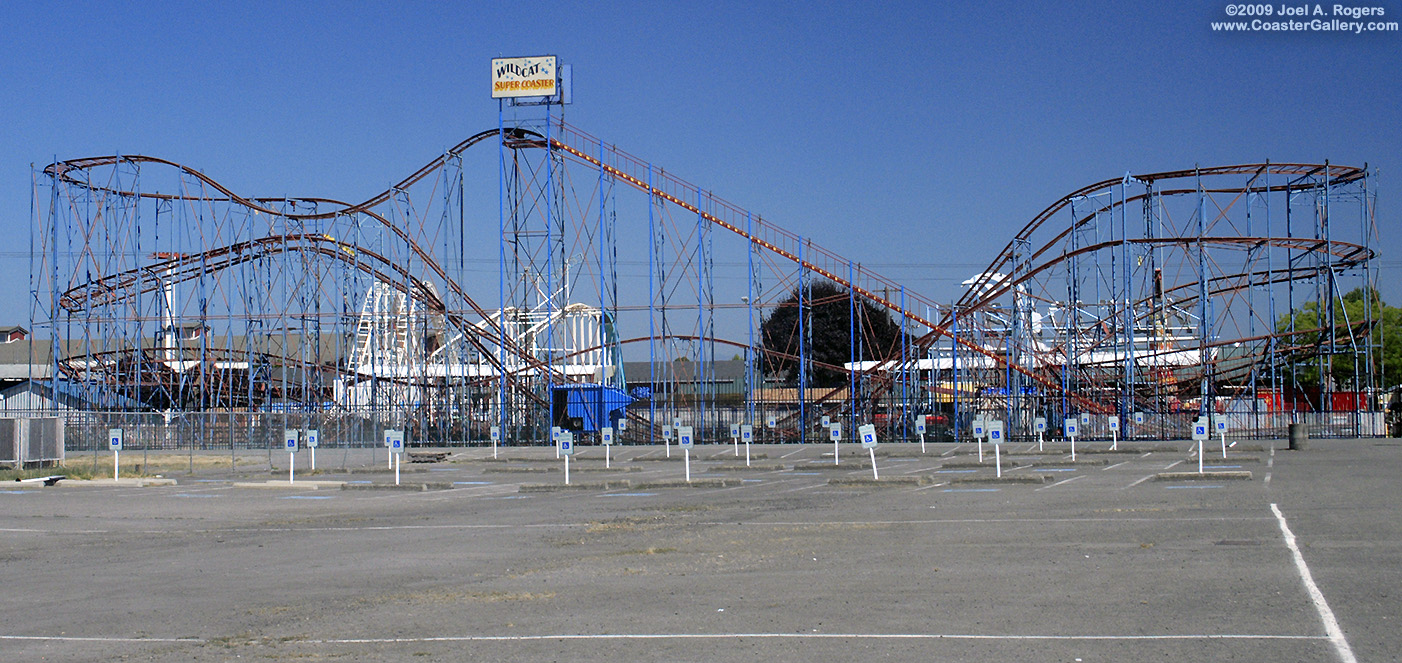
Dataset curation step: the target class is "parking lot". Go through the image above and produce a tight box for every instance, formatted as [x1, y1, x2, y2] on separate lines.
[2, 437, 1397, 662]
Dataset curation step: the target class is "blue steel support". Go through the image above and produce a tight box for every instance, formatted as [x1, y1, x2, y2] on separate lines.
[497, 100, 508, 441]
[1121, 177, 1134, 425]
[900, 285, 907, 441]
[801, 239, 813, 445]
[848, 261, 856, 437]
[746, 212, 756, 429]
[544, 105, 557, 398]
[647, 164, 657, 441]
[1197, 168, 1209, 418]
[952, 306, 960, 444]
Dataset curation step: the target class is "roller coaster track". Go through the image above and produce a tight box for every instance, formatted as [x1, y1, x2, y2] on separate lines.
[44, 119, 1373, 417]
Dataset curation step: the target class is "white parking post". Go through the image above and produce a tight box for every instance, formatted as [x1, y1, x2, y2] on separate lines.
[552, 426, 562, 459]
[559, 431, 574, 484]
[108, 428, 123, 480]
[1108, 416, 1119, 451]
[741, 424, 753, 466]
[679, 426, 694, 482]
[859, 423, 878, 480]
[305, 428, 319, 471]
[972, 416, 986, 462]
[1214, 414, 1230, 457]
[1065, 417, 1079, 461]
[284, 429, 299, 483]
[730, 423, 740, 457]
[662, 425, 672, 457]
[1192, 417, 1210, 474]
[490, 425, 500, 459]
[832, 417, 841, 466]
[386, 430, 405, 485]
[915, 418, 927, 453]
[601, 426, 614, 469]
[989, 420, 1004, 477]
[1034, 417, 1047, 452]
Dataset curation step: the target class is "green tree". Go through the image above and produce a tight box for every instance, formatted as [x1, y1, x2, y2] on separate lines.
[1275, 287, 1402, 391]
[759, 280, 912, 388]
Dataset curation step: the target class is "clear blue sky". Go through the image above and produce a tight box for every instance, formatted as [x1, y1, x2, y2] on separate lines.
[2, 0, 1398, 327]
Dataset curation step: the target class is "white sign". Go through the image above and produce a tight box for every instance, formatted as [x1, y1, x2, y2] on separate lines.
[617, 419, 627, 432]
[305, 429, 319, 449]
[741, 424, 753, 441]
[1065, 418, 1079, 436]
[1034, 417, 1047, 432]
[673, 418, 682, 431]
[972, 419, 986, 439]
[108, 428, 123, 451]
[552, 426, 562, 442]
[1133, 411, 1145, 425]
[858, 423, 878, 449]
[766, 414, 777, 428]
[559, 431, 575, 456]
[284, 429, 299, 453]
[821, 415, 830, 427]
[1108, 417, 1120, 431]
[491, 55, 557, 99]
[662, 425, 673, 440]
[988, 420, 1005, 444]
[678, 425, 694, 448]
[1080, 412, 1091, 425]
[1213, 415, 1228, 432]
[829, 423, 842, 441]
[490, 425, 501, 441]
[730, 423, 741, 438]
[915, 419, 927, 435]
[1192, 417, 1210, 441]
[387, 429, 405, 454]
[601, 427, 614, 446]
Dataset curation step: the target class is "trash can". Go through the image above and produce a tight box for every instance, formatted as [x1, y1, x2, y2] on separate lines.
[1288, 423, 1307, 451]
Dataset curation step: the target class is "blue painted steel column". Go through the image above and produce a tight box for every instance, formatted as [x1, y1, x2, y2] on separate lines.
[798, 240, 806, 444]
[497, 101, 508, 440]
[952, 306, 960, 444]
[746, 212, 756, 428]
[900, 286, 907, 441]
[647, 164, 657, 441]
[848, 261, 856, 436]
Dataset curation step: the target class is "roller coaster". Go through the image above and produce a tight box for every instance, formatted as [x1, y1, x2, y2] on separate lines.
[27, 111, 1382, 446]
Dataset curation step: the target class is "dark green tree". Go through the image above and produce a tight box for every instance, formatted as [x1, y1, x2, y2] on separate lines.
[759, 280, 913, 388]
[1275, 287, 1402, 391]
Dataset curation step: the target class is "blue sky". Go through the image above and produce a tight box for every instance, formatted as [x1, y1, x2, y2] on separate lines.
[1, 0, 1398, 329]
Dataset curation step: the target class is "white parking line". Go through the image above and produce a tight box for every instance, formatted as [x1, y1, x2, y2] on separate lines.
[1035, 475, 1084, 491]
[0, 631, 1327, 645]
[1102, 461, 1128, 471]
[1122, 475, 1155, 490]
[1271, 503, 1357, 663]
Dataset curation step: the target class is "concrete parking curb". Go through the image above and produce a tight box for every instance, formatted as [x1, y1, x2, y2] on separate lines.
[633, 478, 743, 489]
[1156, 471, 1253, 481]
[341, 482, 454, 491]
[941, 460, 1021, 469]
[826, 476, 923, 487]
[232, 480, 347, 490]
[519, 480, 633, 492]
[1031, 459, 1109, 467]
[61, 478, 179, 487]
[950, 474, 1050, 485]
